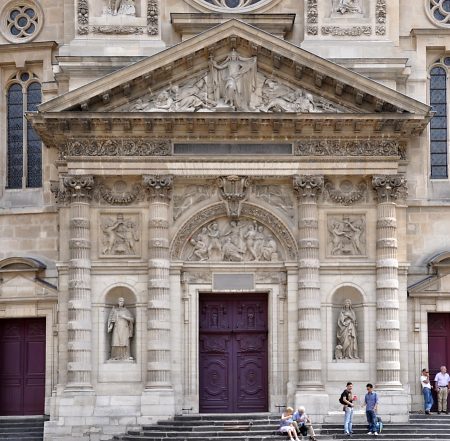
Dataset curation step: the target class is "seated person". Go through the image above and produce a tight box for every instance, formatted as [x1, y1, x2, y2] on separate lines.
[292, 406, 317, 441]
[279, 407, 300, 441]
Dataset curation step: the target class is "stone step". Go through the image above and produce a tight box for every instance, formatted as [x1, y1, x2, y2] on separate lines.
[0, 417, 45, 441]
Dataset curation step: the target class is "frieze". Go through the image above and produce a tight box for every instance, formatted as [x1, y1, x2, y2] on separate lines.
[181, 272, 212, 284]
[294, 140, 400, 156]
[173, 185, 216, 220]
[321, 26, 372, 37]
[253, 185, 294, 220]
[60, 139, 171, 158]
[91, 25, 144, 34]
[324, 179, 368, 206]
[328, 214, 366, 256]
[255, 272, 287, 284]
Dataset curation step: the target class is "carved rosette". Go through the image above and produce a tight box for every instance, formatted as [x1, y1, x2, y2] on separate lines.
[372, 175, 407, 203]
[63, 174, 94, 390]
[293, 175, 324, 388]
[144, 174, 172, 388]
[372, 174, 403, 388]
[217, 176, 250, 218]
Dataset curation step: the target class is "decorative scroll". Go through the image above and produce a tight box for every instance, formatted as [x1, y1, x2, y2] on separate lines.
[294, 140, 400, 156]
[60, 139, 171, 158]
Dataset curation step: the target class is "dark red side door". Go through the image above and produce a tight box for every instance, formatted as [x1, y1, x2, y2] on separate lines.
[0, 318, 46, 415]
[199, 294, 268, 413]
[428, 313, 450, 412]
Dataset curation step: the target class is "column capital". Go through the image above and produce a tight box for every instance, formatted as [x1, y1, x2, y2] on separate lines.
[372, 175, 407, 203]
[63, 175, 95, 202]
[143, 175, 173, 201]
[293, 175, 324, 201]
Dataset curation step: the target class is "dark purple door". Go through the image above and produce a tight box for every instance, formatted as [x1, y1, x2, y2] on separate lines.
[428, 313, 450, 412]
[199, 294, 268, 413]
[0, 318, 46, 415]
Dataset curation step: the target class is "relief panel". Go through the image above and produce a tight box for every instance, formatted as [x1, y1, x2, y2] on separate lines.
[327, 214, 366, 257]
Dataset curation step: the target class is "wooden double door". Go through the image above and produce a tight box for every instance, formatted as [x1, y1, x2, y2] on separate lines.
[0, 318, 46, 415]
[199, 293, 268, 413]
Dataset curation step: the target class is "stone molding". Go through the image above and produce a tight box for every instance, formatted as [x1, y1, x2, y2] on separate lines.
[294, 139, 400, 156]
[321, 26, 372, 37]
[60, 138, 171, 158]
[142, 175, 173, 201]
[293, 175, 324, 201]
[372, 175, 408, 203]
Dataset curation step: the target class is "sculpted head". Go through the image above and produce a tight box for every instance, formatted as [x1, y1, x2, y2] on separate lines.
[118, 297, 125, 307]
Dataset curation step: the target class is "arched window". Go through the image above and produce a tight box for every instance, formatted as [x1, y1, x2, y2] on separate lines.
[6, 71, 42, 189]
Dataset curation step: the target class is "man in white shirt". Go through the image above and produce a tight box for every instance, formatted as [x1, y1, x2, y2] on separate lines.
[434, 365, 450, 414]
[420, 368, 433, 414]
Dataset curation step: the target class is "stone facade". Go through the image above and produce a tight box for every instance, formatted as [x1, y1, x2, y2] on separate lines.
[0, 1, 449, 440]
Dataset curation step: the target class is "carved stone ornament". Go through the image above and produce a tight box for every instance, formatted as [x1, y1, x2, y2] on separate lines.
[173, 184, 216, 220]
[91, 25, 143, 34]
[321, 26, 372, 36]
[181, 272, 212, 284]
[293, 175, 324, 201]
[186, 217, 281, 262]
[328, 215, 366, 256]
[142, 175, 173, 200]
[217, 176, 250, 218]
[62, 175, 95, 202]
[147, 0, 159, 35]
[372, 175, 408, 203]
[77, 0, 89, 35]
[120, 52, 342, 113]
[60, 139, 171, 158]
[324, 179, 368, 206]
[102, 0, 136, 17]
[335, 298, 359, 360]
[170, 202, 298, 261]
[375, 0, 387, 36]
[254, 185, 294, 219]
[100, 213, 140, 257]
[93, 180, 145, 205]
[306, 0, 319, 35]
[294, 139, 400, 157]
[334, 0, 362, 14]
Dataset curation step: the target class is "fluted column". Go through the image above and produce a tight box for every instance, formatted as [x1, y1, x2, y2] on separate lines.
[293, 175, 324, 389]
[372, 175, 406, 389]
[63, 175, 94, 391]
[143, 175, 173, 389]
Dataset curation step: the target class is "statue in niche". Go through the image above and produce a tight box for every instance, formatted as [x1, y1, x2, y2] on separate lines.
[103, 0, 136, 16]
[335, 299, 358, 360]
[336, 0, 362, 14]
[107, 297, 135, 360]
[328, 216, 365, 256]
[101, 214, 139, 256]
[209, 49, 257, 111]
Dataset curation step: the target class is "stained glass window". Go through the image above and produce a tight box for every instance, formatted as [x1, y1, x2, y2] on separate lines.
[6, 73, 42, 189]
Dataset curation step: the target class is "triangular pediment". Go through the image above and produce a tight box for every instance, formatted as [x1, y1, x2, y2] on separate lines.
[38, 20, 431, 120]
[0, 274, 57, 299]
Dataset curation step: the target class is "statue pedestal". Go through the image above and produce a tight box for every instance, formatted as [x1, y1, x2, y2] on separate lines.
[99, 360, 140, 383]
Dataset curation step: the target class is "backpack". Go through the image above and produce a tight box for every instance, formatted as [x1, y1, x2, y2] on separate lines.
[339, 390, 347, 405]
[375, 416, 383, 433]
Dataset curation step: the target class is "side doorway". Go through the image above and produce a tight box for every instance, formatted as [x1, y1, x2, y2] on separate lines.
[199, 293, 268, 413]
[428, 313, 450, 412]
[0, 318, 46, 415]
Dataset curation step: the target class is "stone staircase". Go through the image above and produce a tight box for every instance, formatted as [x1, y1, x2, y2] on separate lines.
[114, 413, 316, 441]
[0, 416, 47, 441]
[321, 411, 450, 440]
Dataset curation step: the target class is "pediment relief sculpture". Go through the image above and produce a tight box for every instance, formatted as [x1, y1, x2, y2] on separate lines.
[121, 49, 343, 114]
[187, 217, 281, 262]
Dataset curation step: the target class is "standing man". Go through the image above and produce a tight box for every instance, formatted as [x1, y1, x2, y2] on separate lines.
[434, 365, 450, 414]
[420, 368, 433, 414]
[340, 382, 355, 436]
[363, 383, 379, 436]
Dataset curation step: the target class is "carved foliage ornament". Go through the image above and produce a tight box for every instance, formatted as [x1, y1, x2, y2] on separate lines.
[62, 175, 95, 202]
[60, 139, 171, 158]
[142, 175, 173, 200]
[217, 176, 250, 218]
[372, 175, 407, 203]
[293, 175, 324, 201]
[324, 179, 368, 206]
[94, 180, 145, 205]
[294, 140, 400, 157]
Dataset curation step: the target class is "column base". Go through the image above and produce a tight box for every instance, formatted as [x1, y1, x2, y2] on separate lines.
[141, 388, 175, 424]
[372, 389, 410, 423]
[295, 391, 329, 423]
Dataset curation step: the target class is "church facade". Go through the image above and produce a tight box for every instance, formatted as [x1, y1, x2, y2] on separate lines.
[0, 1, 450, 440]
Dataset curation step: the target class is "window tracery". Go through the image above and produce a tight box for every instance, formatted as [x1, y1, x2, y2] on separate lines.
[183, 0, 278, 13]
[427, 0, 450, 26]
[0, 0, 43, 42]
[6, 71, 42, 189]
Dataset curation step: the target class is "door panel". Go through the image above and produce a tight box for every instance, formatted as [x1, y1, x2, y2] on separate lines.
[0, 318, 46, 415]
[199, 294, 268, 413]
[428, 313, 450, 412]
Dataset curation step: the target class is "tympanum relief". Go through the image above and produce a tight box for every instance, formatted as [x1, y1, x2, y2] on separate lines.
[121, 49, 342, 113]
[100, 213, 140, 257]
[253, 185, 294, 220]
[328, 215, 366, 256]
[173, 185, 216, 220]
[187, 218, 280, 262]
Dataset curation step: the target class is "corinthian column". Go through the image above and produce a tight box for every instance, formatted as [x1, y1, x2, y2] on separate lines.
[372, 175, 406, 389]
[63, 174, 94, 390]
[143, 175, 173, 389]
[293, 175, 324, 389]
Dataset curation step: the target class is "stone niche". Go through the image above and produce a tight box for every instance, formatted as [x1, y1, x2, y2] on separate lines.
[98, 286, 141, 383]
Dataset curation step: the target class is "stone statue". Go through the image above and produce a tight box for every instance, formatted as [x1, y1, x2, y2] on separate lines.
[107, 297, 134, 360]
[104, 0, 136, 16]
[336, 0, 362, 14]
[336, 299, 358, 359]
[209, 49, 257, 111]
